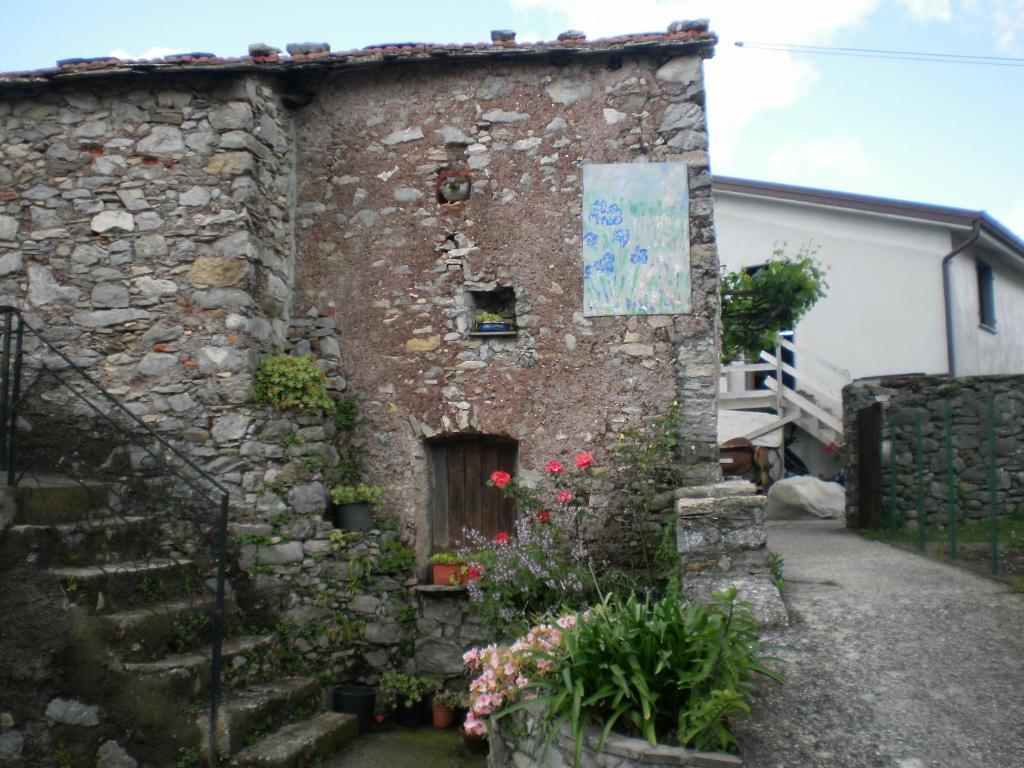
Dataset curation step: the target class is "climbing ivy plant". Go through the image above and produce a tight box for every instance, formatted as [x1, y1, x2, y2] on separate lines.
[721, 243, 828, 363]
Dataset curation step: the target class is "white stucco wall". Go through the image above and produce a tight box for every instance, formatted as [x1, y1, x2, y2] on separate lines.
[949, 239, 1024, 375]
[714, 192, 955, 381]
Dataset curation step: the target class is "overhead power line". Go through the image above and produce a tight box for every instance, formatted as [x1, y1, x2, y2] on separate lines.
[734, 41, 1024, 68]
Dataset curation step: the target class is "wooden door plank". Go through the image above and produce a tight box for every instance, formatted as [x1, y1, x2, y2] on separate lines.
[430, 444, 449, 549]
[497, 443, 517, 534]
[480, 442, 499, 538]
[465, 443, 483, 537]
[447, 443, 466, 544]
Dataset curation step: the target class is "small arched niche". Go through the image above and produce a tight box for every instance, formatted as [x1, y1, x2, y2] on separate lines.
[427, 434, 518, 552]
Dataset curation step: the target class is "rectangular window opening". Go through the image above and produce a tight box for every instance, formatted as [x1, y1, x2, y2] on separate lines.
[976, 259, 996, 330]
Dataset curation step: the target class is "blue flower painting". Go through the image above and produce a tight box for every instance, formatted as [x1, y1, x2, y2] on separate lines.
[581, 163, 691, 316]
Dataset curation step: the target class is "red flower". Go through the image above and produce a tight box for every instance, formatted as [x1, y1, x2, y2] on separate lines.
[536, 510, 551, 524]
[494, 531, 510, 546]
[545, 460, 565, 475]
[467, 564, 484, 581]
[556, 490, 573, 504]
[824, 442, 838, 455]
[490, 470, 511, 489]
[574, 451, 594, 470]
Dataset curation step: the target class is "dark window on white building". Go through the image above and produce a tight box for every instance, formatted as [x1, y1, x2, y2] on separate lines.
[976, 259, 996, 330]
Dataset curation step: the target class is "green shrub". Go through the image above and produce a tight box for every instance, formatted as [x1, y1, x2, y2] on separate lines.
[519, 589, 781, 763]
[330, 483, 384, 507]
[475, 311, 508, 324]
[334, 396, 358, 431]
[252, 355, 334, 413]
[429, 552, 465, 565]
[380, 672, 439, 709]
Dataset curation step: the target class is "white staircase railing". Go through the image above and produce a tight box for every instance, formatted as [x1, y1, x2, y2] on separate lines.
[718, 335, 851, 446]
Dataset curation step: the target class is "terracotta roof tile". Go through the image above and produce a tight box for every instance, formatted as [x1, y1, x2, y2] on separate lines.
[0, 22, 715, 86]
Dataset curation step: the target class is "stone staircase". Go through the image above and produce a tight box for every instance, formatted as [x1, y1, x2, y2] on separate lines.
[2, 475, 357, 767]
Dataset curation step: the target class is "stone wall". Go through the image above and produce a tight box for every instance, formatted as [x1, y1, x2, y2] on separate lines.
[0, 34, 723, 697]
[291, 50, 721, 567]
[488, 706, 743, 768]
[842, 375, 1024, 530]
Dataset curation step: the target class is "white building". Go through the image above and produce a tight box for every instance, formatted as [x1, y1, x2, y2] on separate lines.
[713, 177, 1024, 476]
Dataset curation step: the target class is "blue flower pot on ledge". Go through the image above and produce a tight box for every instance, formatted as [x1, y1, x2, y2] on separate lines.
[475, 322, 512, 333]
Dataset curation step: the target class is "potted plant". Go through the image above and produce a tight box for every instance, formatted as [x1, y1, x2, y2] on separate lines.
[432, 689, 467, 728]
[380, 672, 438, 728]
[429, 552, 468, 586]
[332, 683, 377, 733]
[329, 483, 384, 530]
[474, 311, 513, 333]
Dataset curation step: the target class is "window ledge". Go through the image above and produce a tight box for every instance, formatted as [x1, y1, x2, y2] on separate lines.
[413, 583, 468, 595]
[979, 323, 998, 335]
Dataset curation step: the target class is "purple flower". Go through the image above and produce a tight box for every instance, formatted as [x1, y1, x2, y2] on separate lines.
[583, 231, 598, 247]
[629, 246, 649, 264]
[612, 229, 630, 247]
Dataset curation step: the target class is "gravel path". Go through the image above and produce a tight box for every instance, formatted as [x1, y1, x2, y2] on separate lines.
[734, 519, 1024, 768]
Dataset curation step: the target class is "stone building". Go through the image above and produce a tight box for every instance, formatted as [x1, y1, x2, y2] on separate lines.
[0, 23, 723, 765]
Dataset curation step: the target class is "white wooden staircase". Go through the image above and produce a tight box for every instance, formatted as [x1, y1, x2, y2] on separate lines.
[718, 335, 850, 448]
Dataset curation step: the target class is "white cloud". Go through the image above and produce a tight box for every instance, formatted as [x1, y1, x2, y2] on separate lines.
[895, 0, 953, 20]
[510, 0, 884, 163]
[109, 46, 183, 61]
[999, 199, 1024, 240]
[766, 136, 879, 187]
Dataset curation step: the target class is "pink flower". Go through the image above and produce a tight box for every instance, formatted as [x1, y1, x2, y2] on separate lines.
[574, 451, 594, 470]
[544, 459, 564, 475]
[490, 470, 511, 488]
[556, 490, 573, 504]
[494, 531, 510, 546]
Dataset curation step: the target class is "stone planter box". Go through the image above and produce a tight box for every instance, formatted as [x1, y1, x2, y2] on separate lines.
[488, 707, 742, 768]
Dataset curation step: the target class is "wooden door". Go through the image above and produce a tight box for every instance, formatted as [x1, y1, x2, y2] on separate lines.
[856, 403, 883, 529]
[429, 437, 517, 550]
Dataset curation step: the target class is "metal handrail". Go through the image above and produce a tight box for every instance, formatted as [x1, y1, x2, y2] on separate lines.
[0, 305, 230, 764]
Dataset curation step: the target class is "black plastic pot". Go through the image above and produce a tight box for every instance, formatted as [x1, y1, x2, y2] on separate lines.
[393, 700, 430, 728]
[333, 684, 376, 733]
[333, 502, 373, 530]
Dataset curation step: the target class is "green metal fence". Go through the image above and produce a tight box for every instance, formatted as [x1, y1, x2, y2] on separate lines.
[882, 393, 1022, 576]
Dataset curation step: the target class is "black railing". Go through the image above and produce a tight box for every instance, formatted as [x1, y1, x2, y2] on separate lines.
[0, 306, 231, 764]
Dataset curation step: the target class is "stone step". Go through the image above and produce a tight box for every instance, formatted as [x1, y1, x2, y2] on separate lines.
[6, 516, 152, 566]
[199, 677, 322, 761]
[98, 595, 221, 660]
[676, 480, 760, 500]
[49, 558, 196, 613]
[3, 475, 111, 525]
[229, 712, 358, 768]
[106, 634, 278, 746]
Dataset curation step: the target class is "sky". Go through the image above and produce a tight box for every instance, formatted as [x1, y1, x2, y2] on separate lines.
[2, 0, 1023, 237]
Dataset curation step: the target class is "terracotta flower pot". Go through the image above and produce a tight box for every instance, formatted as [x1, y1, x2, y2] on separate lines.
[431, 563, 466, 585]
[432, 703, 455, 728]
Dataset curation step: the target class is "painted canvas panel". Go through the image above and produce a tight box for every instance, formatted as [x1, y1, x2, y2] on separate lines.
[582, 162, 691, 316]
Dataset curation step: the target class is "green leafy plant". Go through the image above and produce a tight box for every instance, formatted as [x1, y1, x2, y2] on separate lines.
[175, 746, 200, 768]
[380, 672, 439, 709]
[429, 552, 465, 565]
[334, 397, 358, 431]
[378, 539, 416, 574]
[507, 590, 782, 763]
[330, 483, 384, 507]
[768, 551, 785, 591]
[721, 243, 827, 362]
[253, 354, 335, 413]
[434, 689, 469, 708]
[474, 311, 508, 324]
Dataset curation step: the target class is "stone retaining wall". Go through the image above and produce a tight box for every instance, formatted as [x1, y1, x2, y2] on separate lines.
[843, 374, 1024, 530]
[488, 707, 742, 768]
